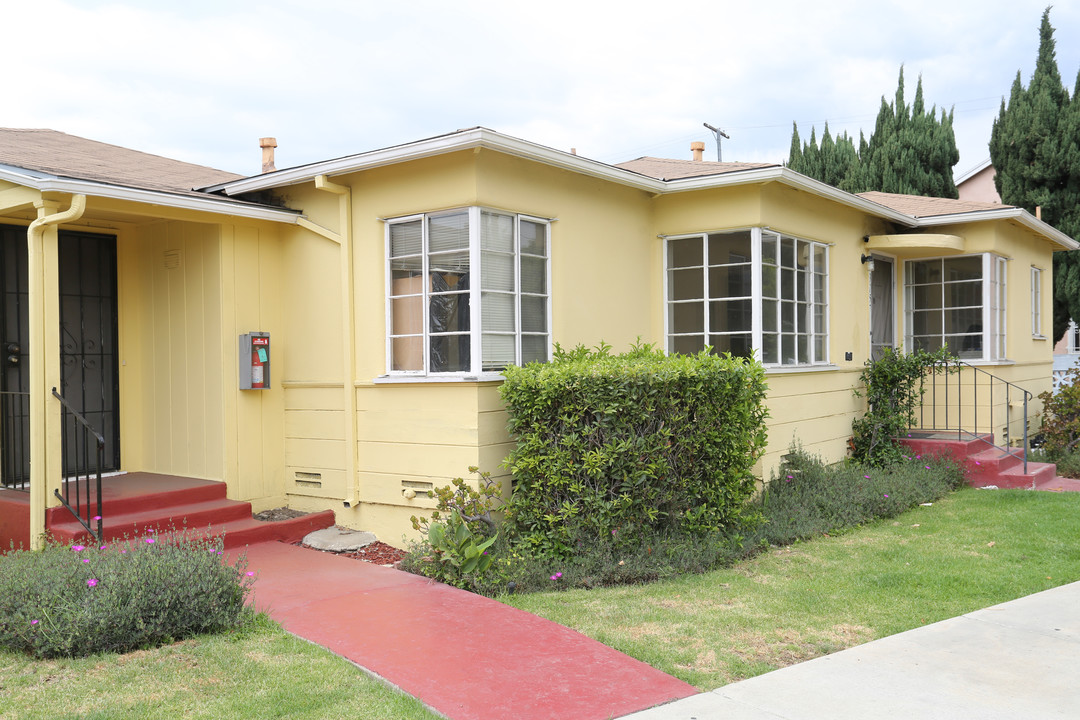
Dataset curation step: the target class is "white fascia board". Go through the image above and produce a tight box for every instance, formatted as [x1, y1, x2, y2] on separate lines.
[913, 207, 1080, 250]
[210, 128, 669, 196]
[954, 158, 993, 186]
[0, 164, 300, 223]
[664, 167, 917, 226]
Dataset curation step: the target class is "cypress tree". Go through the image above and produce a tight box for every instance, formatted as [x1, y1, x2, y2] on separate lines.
[990, 7, 1080, 342]
[786, 66, 959, 198]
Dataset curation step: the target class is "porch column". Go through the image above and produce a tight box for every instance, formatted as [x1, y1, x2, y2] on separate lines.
[27, 196, 72, 550]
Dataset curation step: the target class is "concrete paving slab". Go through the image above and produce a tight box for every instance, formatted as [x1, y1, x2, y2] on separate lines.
[302, 526, 377, 551]
[624, 582, 1080, 720]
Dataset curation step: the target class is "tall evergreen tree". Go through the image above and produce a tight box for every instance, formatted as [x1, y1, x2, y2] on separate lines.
[990, 7, 1080, 342]
[786, 67, 959, 198]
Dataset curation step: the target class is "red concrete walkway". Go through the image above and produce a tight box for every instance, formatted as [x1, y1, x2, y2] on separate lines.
[242, 541, 696, 720]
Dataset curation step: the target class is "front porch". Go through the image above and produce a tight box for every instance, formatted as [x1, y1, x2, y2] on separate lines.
[0, 472, 334, 550]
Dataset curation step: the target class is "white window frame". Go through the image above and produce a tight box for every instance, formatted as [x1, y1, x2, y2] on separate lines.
[1031, 266, 1044, 338]
[903, 253, 1007, 362]
[384, 207, 551, 377]
[663, 227, 830, 368]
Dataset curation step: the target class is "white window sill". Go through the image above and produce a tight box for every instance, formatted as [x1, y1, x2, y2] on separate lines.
[960, 358, 1015, 367]
[1033, 335, 1048, 341]
[763, 364, 837, 375]
[373, 373, 507, 384]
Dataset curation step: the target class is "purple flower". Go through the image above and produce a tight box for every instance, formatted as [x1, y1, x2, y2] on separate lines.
[145, 537, 155, 544]
[30, 619, 39, 625]
[245, 571, 255, 577]
[92, 515, 101, 521]
[71, 545, 85, 552]
[87, 578, 98, 588]
[884, 494, 889, 498]
[82, 558, 90, 563]
[864, 475, 871, 479]
[555, 572, 563, 579]
[925, 465, 931, 470]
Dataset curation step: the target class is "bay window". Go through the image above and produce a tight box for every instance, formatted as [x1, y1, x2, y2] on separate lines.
[665, 228, 829, 367]
[386, 208, 550, 375]
[904, 254, 1006, 360]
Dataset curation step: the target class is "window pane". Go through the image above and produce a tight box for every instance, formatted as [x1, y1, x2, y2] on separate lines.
[762, 299, 778, 333]
[944, 308, 982, 334]
[389, 220, 422, 257]
[780, 236, 795, 268]
[521, 335, 548, 364]
[481, 212, 514, 252]
[814, 334, 826, 361]
[948, 334, 982, 356]
[520, 220, 546, 256]
[482, 292, 514, 332]
[482, 250, 514, 291]
[762, 333, 779, 364]
[796, 240, 810, 270]
[482, 333, 515, 370]
[761, 266, 778, 299]
[671, 301, 704, 334]
[909, 260, 941, 285]
[944, 280, 981, 308]
[782, 334, 796, 364]
[429, 293, 469, 333]
[390, 271, 424, 296]
[391, 297, 423, 335]
[781, 268, 795, 300]
[668, 238, 702, 268]
[709, 265, 752, 298]
[781, 301, 795, 332]
[797, 335, 809, 364]
[521, 256, 547, 294]
[813, 245, 825, 272]
[912, 285, 943, 310]
[671, 334, 705, 355]
[913, 335, 943, 352]
[391, 336, 423, 371]
[429, 212, 469, 252]
[708, 231, 751, 264]
[521, 295, 546, 332]
[761, 234, 777, 265]
[943, 256, 982, 281]
[430, 334, 470, 372]
[710, 333, 752, 358]
[797, 269, 808, 301]
[709, 299, 752, 332]
[430, 251, 470, 286]
[912, 309, 943, 336]
[670, 268, 704, 300]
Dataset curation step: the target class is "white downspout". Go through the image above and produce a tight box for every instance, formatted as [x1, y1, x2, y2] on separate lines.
[27, 194, 86, 550]
[307, 175, 360, 507]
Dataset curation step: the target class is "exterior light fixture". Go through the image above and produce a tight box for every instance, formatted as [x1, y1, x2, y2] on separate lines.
[861, 254, 876, 272]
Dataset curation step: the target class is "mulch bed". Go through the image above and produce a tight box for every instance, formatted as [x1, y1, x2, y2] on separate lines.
[255, 507, 408, 566]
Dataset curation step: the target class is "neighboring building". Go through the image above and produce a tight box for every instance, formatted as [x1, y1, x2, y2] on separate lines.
[0, 128, 1074, 548]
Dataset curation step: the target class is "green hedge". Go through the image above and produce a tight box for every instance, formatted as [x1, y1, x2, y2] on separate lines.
[500, 344, 768, 558]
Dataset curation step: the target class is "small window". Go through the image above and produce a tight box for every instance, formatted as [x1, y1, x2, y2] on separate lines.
[1031, 266, 1043, 337]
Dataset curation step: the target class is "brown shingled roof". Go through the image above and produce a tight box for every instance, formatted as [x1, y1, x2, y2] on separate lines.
[0, 128, 242, 196]
[615, 156, 778, 181]
[857, 191, 1013, 218]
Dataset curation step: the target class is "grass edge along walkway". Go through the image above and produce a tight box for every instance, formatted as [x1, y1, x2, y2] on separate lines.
[502, 487, 1080, 690]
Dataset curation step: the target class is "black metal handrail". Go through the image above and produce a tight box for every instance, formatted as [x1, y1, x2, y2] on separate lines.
[917, 360, 1032, 474]
[52, 387, 104, 542]
[0, 390, 30, 489]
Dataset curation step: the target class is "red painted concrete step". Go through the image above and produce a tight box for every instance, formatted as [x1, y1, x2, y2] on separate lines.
[899, 436, 1068, 491]
[44, 473, 335, 549]
[242, 541, 697, 720]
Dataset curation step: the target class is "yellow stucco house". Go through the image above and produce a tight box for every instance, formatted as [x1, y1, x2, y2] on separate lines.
[0, 127, 1074, 548]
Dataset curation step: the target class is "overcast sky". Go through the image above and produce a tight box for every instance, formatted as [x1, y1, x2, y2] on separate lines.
[6, 0, 1079, 181]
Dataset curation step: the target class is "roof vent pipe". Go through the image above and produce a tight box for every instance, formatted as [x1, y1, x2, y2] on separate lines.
[691, 141, 705, 162]
[260, 137, 278, 173]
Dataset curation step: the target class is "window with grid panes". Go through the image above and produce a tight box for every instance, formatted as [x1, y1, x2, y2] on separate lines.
[665, 228, 829, 366]
[387, 208, 549, 375]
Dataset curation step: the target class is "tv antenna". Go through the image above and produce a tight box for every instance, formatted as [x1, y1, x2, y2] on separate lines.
[703, 122, 730, 162]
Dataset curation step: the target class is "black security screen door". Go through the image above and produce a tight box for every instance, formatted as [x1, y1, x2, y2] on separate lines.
[0, 225, 120, 485]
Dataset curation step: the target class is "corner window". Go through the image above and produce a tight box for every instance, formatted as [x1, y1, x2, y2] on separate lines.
[665, 228, 829, 366]
[386, 208, 550, 375]
[904, 254, 1006, 360]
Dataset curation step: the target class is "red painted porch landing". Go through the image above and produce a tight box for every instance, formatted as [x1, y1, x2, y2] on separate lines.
[0, 473, 335, 550]
[900, 432, 1080, 492]
[242, 540, 697, 720]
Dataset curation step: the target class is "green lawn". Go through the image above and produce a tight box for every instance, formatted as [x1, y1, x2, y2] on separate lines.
[502, 487, 1080, 690]
[4, 488, 1078, 714]
[0, 615, 439, 720]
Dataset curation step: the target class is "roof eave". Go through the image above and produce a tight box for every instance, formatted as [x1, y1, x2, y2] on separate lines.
[913, 207, 1079, 250]
[0, 165, 301, 223]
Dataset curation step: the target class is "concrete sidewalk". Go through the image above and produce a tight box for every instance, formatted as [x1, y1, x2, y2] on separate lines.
[625, 581, 1080, 719]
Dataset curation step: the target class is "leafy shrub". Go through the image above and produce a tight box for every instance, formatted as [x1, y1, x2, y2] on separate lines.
[1038, 365, 1080, 457]
[851, 347, 955, 466]
[407, 468, 501, 590]
[754, 445, 967, 546]
[0, 532, 254, 658]
[500, 343, 768, 559]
